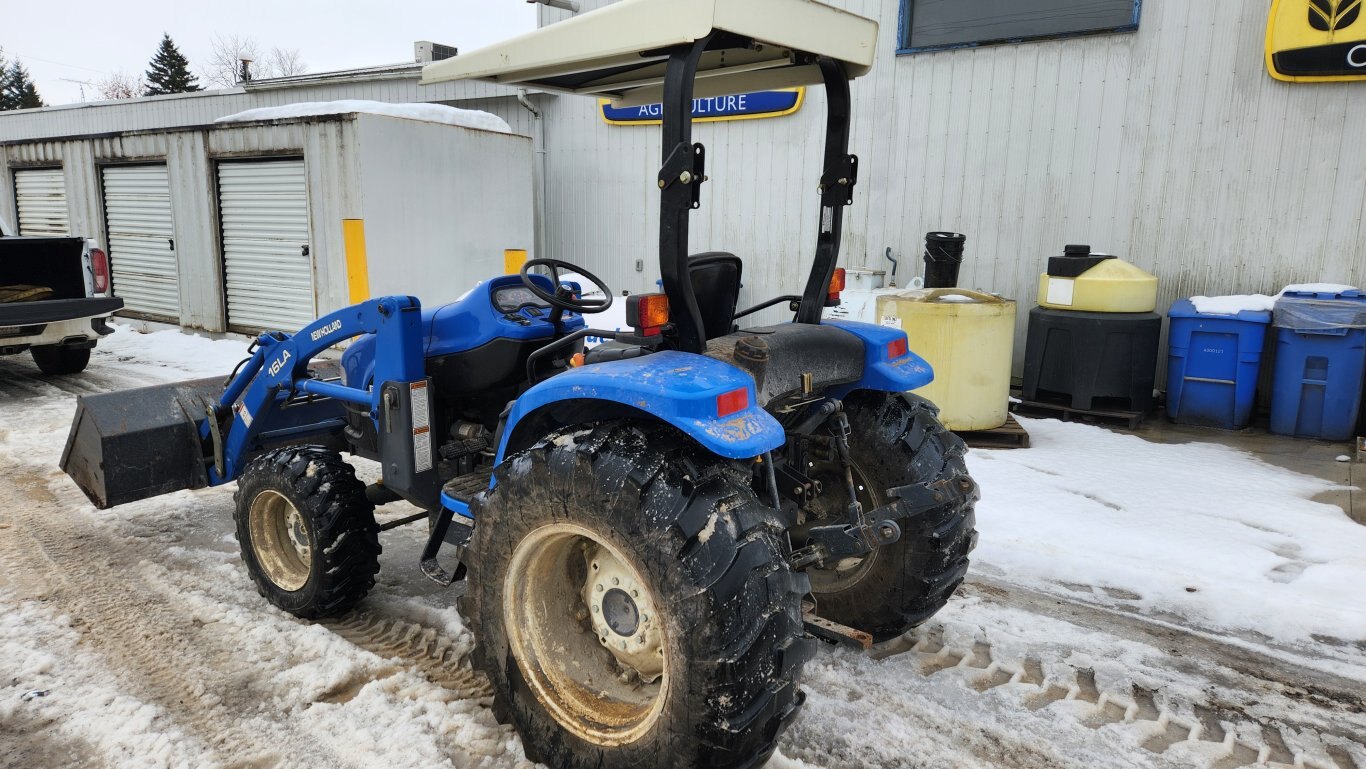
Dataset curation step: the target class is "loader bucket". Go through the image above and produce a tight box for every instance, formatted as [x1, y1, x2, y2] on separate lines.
[60, 377, 222, 509]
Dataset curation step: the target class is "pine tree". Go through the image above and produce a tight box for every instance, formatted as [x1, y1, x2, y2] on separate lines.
[1, 59, 44, 110]
[143, 33, 200, 95]
[0, 48, 12, 111]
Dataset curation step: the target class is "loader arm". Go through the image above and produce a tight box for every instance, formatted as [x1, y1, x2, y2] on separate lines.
[206, 295, 426, 485]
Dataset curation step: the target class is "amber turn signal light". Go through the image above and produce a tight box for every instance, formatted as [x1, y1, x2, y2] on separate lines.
[626, 293, 671, 336]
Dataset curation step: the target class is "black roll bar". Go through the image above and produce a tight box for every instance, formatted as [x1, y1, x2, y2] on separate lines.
[657, 44, 855, 352]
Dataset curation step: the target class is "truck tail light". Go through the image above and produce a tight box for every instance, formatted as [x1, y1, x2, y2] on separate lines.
[826, 267, 846, 305]
[627, 293, 670, 336]
[91, 248, 110, 294]
[887, 337, 908, 359]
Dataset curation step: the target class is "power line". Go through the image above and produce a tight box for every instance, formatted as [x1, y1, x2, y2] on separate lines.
[7, 51, 109, 75]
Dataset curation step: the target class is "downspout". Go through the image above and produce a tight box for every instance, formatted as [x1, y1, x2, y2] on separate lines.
[518, 88, 548, 263]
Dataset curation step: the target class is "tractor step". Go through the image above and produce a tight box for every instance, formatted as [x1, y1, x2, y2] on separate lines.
[420, 467, 494, 587]
[442, 466, 495, 505]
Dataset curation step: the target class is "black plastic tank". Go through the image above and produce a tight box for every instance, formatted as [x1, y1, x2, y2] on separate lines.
[1021, 307, 1162, 413]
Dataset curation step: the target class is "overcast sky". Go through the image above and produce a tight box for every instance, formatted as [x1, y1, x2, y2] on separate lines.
[5, 1, 537, 106]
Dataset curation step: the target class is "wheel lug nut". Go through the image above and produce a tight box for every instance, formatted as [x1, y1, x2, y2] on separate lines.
[596, 584, 604, 592]
[631, 589, 639, 598]
[611, 577, 620, 586]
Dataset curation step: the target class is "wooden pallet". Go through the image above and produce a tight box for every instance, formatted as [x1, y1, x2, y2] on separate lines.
[1012, 398, 1147, 429]
[954, 414, 1030, 449]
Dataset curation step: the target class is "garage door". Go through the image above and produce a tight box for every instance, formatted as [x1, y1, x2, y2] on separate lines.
[14, 168, 69, 236]
[218, 159, 314, 331]
[102, 165, 179, 319]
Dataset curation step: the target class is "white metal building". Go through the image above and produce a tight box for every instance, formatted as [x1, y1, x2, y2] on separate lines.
[2, 0, 1364, 365]
[1, 111, 530, 333]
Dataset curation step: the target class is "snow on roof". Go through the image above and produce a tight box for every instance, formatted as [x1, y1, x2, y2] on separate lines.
[214, 100, 511, 133]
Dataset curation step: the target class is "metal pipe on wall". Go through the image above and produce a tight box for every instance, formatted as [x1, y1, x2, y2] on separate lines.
[518, 88, 548, 263]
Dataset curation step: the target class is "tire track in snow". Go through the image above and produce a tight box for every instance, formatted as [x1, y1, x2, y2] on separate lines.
[0, 468, 331, 768]
[864, 596, 1366, 769]
[318, 611, 493, 701]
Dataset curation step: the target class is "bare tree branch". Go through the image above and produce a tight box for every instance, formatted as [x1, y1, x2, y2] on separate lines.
[267, 47, 306, 78]
[96, 71, 145, 100]
[201, 35, 306, 87]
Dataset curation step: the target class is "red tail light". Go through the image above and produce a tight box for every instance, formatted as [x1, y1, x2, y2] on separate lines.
[716, 387, 749, 418]
[90, 248, 110, 294]
[887, 337, 908, 359]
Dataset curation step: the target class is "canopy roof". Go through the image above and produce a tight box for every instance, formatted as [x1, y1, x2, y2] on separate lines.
[419, 0, 878, 107]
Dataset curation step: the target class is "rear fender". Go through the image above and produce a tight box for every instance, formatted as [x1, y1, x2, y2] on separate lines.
[824, 319, 934, 396]
[497, 350, 783, 462]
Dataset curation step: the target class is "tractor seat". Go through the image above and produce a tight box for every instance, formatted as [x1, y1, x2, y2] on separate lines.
[584, 252, 743, 365]
[688, 252, 743, 342]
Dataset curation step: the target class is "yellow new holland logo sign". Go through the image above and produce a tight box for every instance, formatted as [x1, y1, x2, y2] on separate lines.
[1267, 0, 1366, 81]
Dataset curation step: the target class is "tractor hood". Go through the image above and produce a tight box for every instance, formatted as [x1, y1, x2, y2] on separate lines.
[419, 0, 878, 107]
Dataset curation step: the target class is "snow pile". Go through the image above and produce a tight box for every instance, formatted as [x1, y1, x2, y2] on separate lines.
[99, 322, 252, 378]
[216, 100, 512, 134]
[968, 418, 1366, 662]
[1190, 294, 1275, 315]
[1191, 283, 1361, 316]
[1280, 282, 1360, 296]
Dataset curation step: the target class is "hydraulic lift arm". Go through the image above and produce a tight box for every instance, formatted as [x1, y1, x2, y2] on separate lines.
[205, 296, 428, 487]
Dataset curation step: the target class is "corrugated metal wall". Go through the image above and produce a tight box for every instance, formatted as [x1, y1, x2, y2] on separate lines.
[1, 114, 532, 336]
[532, 0, 1366, 365]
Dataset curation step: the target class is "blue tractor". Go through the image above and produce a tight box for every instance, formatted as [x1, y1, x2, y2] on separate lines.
[62, 2, 977, 767]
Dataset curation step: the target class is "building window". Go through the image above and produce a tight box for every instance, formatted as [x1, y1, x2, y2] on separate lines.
[898, 0, 1142, 54]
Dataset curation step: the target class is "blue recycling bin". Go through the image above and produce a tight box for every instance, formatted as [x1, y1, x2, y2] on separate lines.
[1166, 299, 1271, 429]
[1269, 288, 1366, 441]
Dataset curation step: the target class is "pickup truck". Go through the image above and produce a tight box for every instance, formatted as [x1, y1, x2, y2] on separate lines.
[0, 213, 123, 374]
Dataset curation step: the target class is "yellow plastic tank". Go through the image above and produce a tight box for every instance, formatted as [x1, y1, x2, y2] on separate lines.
[876, 288, 1016, 431]
[1036, 246, 1158, 312]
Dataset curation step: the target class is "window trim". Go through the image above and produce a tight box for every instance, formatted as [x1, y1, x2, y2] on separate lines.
[896, 0, 1143, 55]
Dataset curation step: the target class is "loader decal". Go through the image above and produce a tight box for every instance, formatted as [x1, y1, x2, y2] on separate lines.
[268, 350, 291, 377]
[310, 320, 342, 342]
[1267, 0, 1366, 81]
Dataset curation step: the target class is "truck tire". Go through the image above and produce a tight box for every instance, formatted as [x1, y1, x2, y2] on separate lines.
[31, 345, 90, 375]
[233, 446, 381, 619]
[803, 391, 978, 642]
[465, 421, 814, 769]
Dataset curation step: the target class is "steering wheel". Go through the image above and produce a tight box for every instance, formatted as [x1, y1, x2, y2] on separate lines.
[519, 258, 614, 314]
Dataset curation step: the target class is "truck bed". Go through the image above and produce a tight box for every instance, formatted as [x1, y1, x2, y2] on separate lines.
[0, 236, 88, 301]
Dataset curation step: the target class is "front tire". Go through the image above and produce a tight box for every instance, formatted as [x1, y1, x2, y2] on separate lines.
[31, 344, 90, 375]
[465, 422, 814, 769]
[233, 446, 381, 618]
[805, 392, 978, 641]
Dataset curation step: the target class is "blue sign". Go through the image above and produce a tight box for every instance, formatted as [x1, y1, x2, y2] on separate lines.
[600, 88, 804, 125]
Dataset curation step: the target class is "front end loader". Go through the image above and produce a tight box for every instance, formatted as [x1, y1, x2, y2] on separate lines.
[61, 2, 978, 767]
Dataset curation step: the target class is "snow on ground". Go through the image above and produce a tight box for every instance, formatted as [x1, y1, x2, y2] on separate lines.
[967, 418, 1366, 676]
[216, 100, 512, 134]
[0, 323, 1363, 768]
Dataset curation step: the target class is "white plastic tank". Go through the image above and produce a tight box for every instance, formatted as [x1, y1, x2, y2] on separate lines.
[876, 288, 1017, 431]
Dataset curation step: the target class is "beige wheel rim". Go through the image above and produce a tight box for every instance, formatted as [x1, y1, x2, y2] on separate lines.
[503, 523, 669, 746]
[248, 489, 312, 592]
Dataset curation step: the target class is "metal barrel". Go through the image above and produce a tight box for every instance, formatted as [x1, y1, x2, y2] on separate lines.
[60, 377, 223, 509]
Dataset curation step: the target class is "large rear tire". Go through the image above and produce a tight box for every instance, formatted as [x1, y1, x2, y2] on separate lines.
[465, 422, 814, 769]
[805, 392, 978, 641]
[31, 344, 90, 375]
[233, 446, 381, 619]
